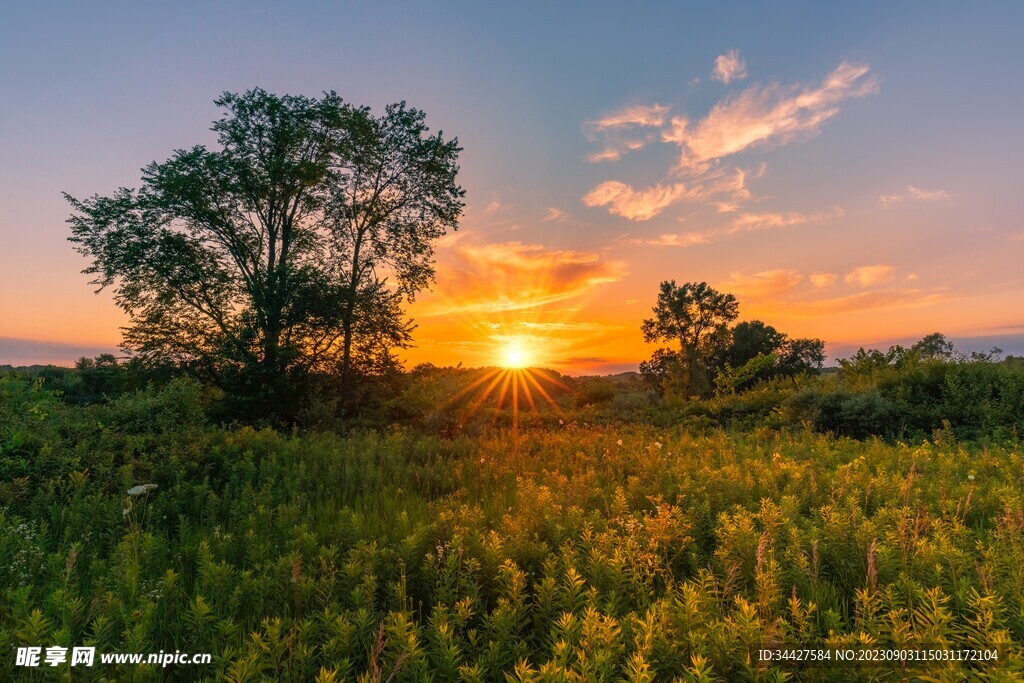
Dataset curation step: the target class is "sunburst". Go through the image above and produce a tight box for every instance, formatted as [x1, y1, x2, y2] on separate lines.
[498, 338, 532, 369]
[434, 362, 569, 433]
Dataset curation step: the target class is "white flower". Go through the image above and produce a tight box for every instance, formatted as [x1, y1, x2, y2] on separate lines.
[968, 474, 975, 481]
[559, 419, 564, 425]
[654, 442, 662, 449]
[616, 439, 623, 446]
[127, 484, 158, 497]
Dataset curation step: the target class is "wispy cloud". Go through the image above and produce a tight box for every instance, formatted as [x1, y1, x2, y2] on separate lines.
[798, 290, 953, 316]
[845, 264, 895, 287]
[726, 209, 839, 232]
[425, 242, 627, 316]
[480, 199, 507, 215]
[722, 269, 804, 298]
[582, 181, 696, 221]
[644, 232, 711, 247]
[716, 266, 952, 316]
[809, 272, 838, 289]
[582, 61, 878, 219]
[711, 49, 748, 84]
[584, 103, 671, 131]
[636, 208, 840, 246]
[583, 103, 671, 162]
[515, 320, 621, 333]
[879, 185, 951, 206]
[541, 207, 568, 223]
[666, 62, 878, 171]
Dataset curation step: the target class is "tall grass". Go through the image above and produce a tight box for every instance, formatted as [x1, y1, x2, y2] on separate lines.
[1, 376, 1022, 680]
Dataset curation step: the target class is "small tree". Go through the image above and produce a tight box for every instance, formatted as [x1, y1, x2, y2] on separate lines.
[640, 281, 738, 398]
[911, 332, 955, 360]
[717, 320, 786, 369]
[714, 320, 825, 387]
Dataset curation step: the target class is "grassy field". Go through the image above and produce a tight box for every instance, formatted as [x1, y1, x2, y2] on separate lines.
[2, 376, 1023, 680]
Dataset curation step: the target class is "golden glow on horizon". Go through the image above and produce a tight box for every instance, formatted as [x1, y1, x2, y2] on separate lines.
[498, 338, 532, 368]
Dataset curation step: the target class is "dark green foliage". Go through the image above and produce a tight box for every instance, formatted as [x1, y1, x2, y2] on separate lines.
[3, 374, 1023, 680]
[572, 378, 616, 408]
[67, 88, 464, 420]
[711, 321, 824, 393]
[640, 284, 824, 401]
[782, 386, 899, 439]
[640, 281, 739, 399]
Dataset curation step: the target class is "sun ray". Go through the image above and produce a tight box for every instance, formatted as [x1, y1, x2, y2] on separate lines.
[518, 370, 537, 412]
[523, 370, 563, 414]
[492, 370, 513, 424]
[532, 367, 572, 392]
[460, 369, 508, 427]
[441, 367, 502, 408]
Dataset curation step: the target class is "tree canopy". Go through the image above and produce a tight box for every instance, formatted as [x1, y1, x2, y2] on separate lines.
[640, 281, 739, 398]
[640, 283, 824, 398]
[67, 88, 464, 413]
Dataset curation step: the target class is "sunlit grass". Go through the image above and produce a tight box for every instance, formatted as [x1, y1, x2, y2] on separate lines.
[2, 375, 1023, 680]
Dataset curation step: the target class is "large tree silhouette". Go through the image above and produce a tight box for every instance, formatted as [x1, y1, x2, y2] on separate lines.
[67, 89, 463, 409]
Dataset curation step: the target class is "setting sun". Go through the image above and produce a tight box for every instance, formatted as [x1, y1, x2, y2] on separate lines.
[499, 339, 532, 368]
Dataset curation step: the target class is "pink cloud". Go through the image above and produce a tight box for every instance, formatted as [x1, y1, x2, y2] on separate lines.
[581, 62, 877, 219]
[582, 181, 696, 221]
[644, 208, 840, 245]
[845, 264, 896, 287]
[583, 104, 671, 162]
[809, 272, 838, 289]
[879, 185, 951, 206]
[666, 62, 877, 169]
[721, 269, 804, 299]
[712, 49, 748, 84]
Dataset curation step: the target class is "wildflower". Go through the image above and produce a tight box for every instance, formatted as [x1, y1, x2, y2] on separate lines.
[654, 442, 662, 449]
[127, 484, 158, 496]
[559, 419, 564, 425]
[968, 474, 975, 481]
[617, 439, 623, 446]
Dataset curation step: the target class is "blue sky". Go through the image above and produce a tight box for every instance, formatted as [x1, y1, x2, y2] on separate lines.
[2, 2, 1023, 370]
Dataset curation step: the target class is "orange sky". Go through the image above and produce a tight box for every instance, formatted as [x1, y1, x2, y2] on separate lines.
[3, 4, 1024, 372]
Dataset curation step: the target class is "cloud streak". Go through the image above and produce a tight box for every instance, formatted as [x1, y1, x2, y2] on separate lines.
[582, 61, 878, 220]
[636, 207, 841, 246]
[541, 207, 568, 223]
[715, 265, 951, 316]
[582, 181, 696, 221]
[845, 264, 895, 287]
[666, 62, 878, 171]
[425, 241, 627, 316]
[712, 49, 748, 84]
[879, 185, 951, 206]
[722, 269, 804, 299]
[583, 103, 670, 162]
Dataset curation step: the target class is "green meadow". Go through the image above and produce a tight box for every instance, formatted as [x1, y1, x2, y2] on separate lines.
[2, 365, 1023, 681]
